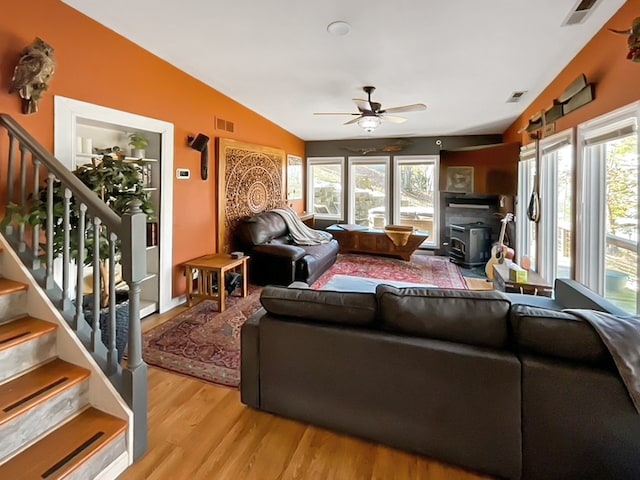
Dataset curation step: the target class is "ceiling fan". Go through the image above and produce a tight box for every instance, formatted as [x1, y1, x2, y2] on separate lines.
[313, 86, 426, 132]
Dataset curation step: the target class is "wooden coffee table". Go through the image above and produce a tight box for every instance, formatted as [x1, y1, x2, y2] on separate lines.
[326, 225, 429, 261]
[492, 263, 553, 297]
[183, 254, 249, 311]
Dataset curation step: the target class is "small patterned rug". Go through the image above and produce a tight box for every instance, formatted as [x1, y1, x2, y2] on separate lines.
[313, 254, 468, 290]
[143, 285, 263, 388]
[143, 254, 466, 388]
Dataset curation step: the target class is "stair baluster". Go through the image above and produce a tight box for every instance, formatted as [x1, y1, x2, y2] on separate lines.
[5, 134, 16, 236]
[18, 145, 27, 252]
[91, 216, 101, 352]
[31, 158, 41, 270]
[108, 231, 118, 374]
[45, 173, 54, 290]
[62, 188, 72, 311]
[73, 203, 87, 331]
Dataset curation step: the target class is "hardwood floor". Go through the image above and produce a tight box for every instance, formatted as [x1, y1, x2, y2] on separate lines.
[122, 306, 492, 480]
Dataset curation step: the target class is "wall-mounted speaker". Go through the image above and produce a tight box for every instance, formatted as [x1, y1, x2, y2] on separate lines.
[188, 133, 211, 180]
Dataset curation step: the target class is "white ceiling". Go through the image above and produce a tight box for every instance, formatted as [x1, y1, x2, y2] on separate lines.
[61, 0, 626, 141]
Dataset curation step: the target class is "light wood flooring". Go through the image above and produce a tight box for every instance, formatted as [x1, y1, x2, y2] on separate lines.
[121, 305, 492, 480]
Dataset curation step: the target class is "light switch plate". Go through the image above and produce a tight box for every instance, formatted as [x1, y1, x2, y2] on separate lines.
[176, 168, 190, 179]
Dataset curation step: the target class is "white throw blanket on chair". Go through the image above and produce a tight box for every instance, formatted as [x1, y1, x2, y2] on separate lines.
[272, 208, 333, 246]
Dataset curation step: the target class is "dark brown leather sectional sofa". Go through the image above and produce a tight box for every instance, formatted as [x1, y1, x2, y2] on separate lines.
[235, 211, 339, 286]
[241, 282, 640, 480]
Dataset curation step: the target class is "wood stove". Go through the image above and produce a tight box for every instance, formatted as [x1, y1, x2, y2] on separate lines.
[449, 222, 492, 268]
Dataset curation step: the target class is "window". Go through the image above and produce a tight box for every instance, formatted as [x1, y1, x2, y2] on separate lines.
[539, 131, 574, 282]
[307, 157, 344, 219]
[347, 157, 390, 227]
[577, 103, 640, 314]
[517, 144, 537, 271]
[393, 155, 439, 247]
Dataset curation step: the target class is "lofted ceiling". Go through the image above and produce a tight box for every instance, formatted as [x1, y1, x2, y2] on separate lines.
[61, 0, 627, 141]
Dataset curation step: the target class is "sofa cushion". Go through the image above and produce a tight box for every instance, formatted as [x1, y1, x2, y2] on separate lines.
[260, 285, 377, 326]
[237, 211, 288, 246]
[376, 285, 511, 349]
[510, 305, 613, 368]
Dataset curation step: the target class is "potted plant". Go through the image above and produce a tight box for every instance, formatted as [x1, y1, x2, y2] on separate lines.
[7, 154, 154, 359]
[128, 132, 150, 158]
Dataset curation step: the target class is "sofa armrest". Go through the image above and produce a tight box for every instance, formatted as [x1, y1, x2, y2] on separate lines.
[252, 243, 306, 260]
[555, 278, 628, 316]
[240, 309, 264, 408]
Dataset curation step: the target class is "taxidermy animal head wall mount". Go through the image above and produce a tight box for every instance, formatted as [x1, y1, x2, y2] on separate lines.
[610, 17, 640, 63]
[9, 38, 57, 115]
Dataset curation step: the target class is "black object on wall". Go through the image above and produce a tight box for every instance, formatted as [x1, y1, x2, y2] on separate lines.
[188, 134, 211, 180]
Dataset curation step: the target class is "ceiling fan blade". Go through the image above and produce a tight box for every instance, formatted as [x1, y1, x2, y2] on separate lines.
[380, 103, 427, 114]
[344, 116, 363, 125]
[313, 112, 360, 116]
[353, 99, 374, 113]
[382, 115, 407, 124]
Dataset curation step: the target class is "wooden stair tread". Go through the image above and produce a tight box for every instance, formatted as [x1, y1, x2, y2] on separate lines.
[0, 358, 89, 426]
[0, 278, 27, 296]
[0, 407, 127, 479]
[0, 316, 57, 353]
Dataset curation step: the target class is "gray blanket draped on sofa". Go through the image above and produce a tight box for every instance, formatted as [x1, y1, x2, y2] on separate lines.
[566, 308, 640, 414]
[272, 208, 332, 245]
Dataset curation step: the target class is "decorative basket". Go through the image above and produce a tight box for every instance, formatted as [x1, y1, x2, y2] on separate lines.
[384, 225, 415, 247]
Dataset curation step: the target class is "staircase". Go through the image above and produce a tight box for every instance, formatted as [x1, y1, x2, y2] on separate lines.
[0, 249, 131, 478]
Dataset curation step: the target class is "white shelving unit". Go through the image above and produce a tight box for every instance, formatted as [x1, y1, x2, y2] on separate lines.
[54, 96, 176, 316]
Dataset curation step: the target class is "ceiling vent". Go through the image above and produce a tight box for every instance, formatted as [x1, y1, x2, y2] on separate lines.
[562, 0, 601, 26]
[507, 91, 527, 103]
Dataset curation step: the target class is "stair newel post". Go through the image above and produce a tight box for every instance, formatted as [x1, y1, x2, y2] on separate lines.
[6, 133, 17, 235]
[73, 203, 87, 330]
[91, 216, 102, 352]
[107, 231, 118, 374]
[120, 199, 148, 459]
[31, 158, 41, 270]
[45, 173, 55, 290]
[17, 146, 28, 252]
[61, 188, 72, 311]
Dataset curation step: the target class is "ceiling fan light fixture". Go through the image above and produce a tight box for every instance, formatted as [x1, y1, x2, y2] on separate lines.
[357, 116, 381, 132]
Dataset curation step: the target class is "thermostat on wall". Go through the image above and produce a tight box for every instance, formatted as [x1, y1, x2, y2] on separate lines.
[176, 168, 191, 179]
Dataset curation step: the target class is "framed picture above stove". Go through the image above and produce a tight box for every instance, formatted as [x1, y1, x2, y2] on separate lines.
[446, 166, 474, 193]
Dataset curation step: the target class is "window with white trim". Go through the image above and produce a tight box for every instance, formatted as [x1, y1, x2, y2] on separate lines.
[538, 130, 574, 282]
[393, 155, 439, 247]
[306, 157, 344, 220]
[517, 144, 537, 271]
[577, 102, 640, 314]
[347, 156, 390, 227]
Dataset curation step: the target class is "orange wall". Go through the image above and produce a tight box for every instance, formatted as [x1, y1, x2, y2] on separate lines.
[0, 0, 304, 297]
[440, 143, 520, 196]
[504, 1, 640, 143]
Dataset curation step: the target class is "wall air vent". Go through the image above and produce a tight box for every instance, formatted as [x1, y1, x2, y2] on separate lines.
[507, 91, 527, 103]
[215, 117, 235, 133]
[562, 0, 601, 26]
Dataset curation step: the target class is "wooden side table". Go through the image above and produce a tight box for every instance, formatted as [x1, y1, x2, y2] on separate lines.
[492, 263, 553, 297]
[183, 254, 249, 311]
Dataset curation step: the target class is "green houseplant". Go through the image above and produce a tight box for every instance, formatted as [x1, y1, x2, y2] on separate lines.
[17, 154, 154, 308]
[3, 154, 154, 361]
[128, 133, 149, 158]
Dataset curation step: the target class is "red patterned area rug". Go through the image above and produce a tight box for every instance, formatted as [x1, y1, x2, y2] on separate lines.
[143, 286, 263, 388]
[313, 254, 467, 290]
[143, 254, 465, 388]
